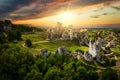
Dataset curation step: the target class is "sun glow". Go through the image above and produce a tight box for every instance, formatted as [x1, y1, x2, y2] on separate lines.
[56, 11, 76, 25]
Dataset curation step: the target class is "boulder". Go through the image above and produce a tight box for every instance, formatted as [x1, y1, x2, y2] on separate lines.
[40, 48, 48, 57]
[54, 46, 68, 55]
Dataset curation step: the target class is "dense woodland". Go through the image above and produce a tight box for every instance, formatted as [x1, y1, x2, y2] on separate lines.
[12, 24, 45, 32]
[0, 44, 119, 80]
[0, 21, 120, 80]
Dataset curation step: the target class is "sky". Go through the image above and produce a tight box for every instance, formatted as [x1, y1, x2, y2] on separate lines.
[0, 0, 120, 27]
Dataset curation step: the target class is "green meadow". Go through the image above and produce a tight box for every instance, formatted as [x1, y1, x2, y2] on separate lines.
[32, 40, 88, 52]
[20, 33, 88, 53]
[22, 33, 46, 42]
[16, 33, 120, 58]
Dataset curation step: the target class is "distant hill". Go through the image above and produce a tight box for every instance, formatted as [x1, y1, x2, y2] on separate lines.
[75, 24, 120, 29]
[91, 24, 120, 29]
[12, 24, 45, 32]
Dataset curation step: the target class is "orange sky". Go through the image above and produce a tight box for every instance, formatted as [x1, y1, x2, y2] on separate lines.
[1, 0, 119, 27]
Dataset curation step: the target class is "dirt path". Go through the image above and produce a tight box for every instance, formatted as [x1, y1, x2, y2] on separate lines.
[22, 40, 50, 52]
[22, 40, 49, 48]
[33, 40, 49, 44]
[80, 60, 105, 70]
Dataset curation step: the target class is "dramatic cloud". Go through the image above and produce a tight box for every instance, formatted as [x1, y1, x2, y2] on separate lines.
[102, 13, 108, 15]
[0, 0, 119, 20]
[90, 12, 118, 19]
[90, 15, 100, 18]
[0, 0, 37, 19]
[112, 6, 120, 11]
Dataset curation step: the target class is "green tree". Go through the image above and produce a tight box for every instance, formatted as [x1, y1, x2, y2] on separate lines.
[7, 30, 22, 42]
[110, 59, 116, 66]
[0, 33, 6, 44]
[46, 54, 56, 66]
[25, 39, 32, 47]
[24, 70, 42, 80]
[0, 45, 35, 80]
[15, 30, 22, 40]
[76, 66, 88, 80]
[101, 67, 119, 80]
[63, 61, 77, 80]
[44, 66, 63, 80]
[7, 30, 16, 42]
[87, 70, 99, 80]
[36, 59, 49, 75]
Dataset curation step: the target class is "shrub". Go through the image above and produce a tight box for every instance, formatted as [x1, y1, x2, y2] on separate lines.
[25, 39, 32, 47]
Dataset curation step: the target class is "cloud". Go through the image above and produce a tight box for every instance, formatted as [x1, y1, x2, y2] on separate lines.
[0, 0, 37, 19]
[40, 0, 55, 3]
[112, 6, 120, 11]
[90, 12, 118, 19]
[72, 0, 115, 8]
[102, 13, 108, 15]
[93, 7, 104, 12]
[90, 15, 100, 18]
[0, 0, 77, 20]
[0, 0, 119, 21]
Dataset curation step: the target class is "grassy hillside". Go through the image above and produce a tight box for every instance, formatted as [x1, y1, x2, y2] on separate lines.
[22, 33, 46, 41]
[21, 34, 88, 53]
[32, 40, 88, 52]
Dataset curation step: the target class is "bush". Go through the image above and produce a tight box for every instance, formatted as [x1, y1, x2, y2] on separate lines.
[25, 39, 32, 47]
[7, 30, 22, 42]
[101, 67, 119, 80]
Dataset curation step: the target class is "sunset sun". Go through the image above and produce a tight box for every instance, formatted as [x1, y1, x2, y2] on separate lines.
[56, 11, 76, 25]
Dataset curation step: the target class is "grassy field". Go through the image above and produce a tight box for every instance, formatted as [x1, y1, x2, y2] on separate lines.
[111, 47, 120, 57]
[22, 33, 46, 42]
[32, 40, 88, 52]
[18, 33, 120, 56]
[20, 33, 88, 53]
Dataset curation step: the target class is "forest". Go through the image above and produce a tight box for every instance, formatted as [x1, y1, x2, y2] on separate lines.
[0, 43, 119, 80]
